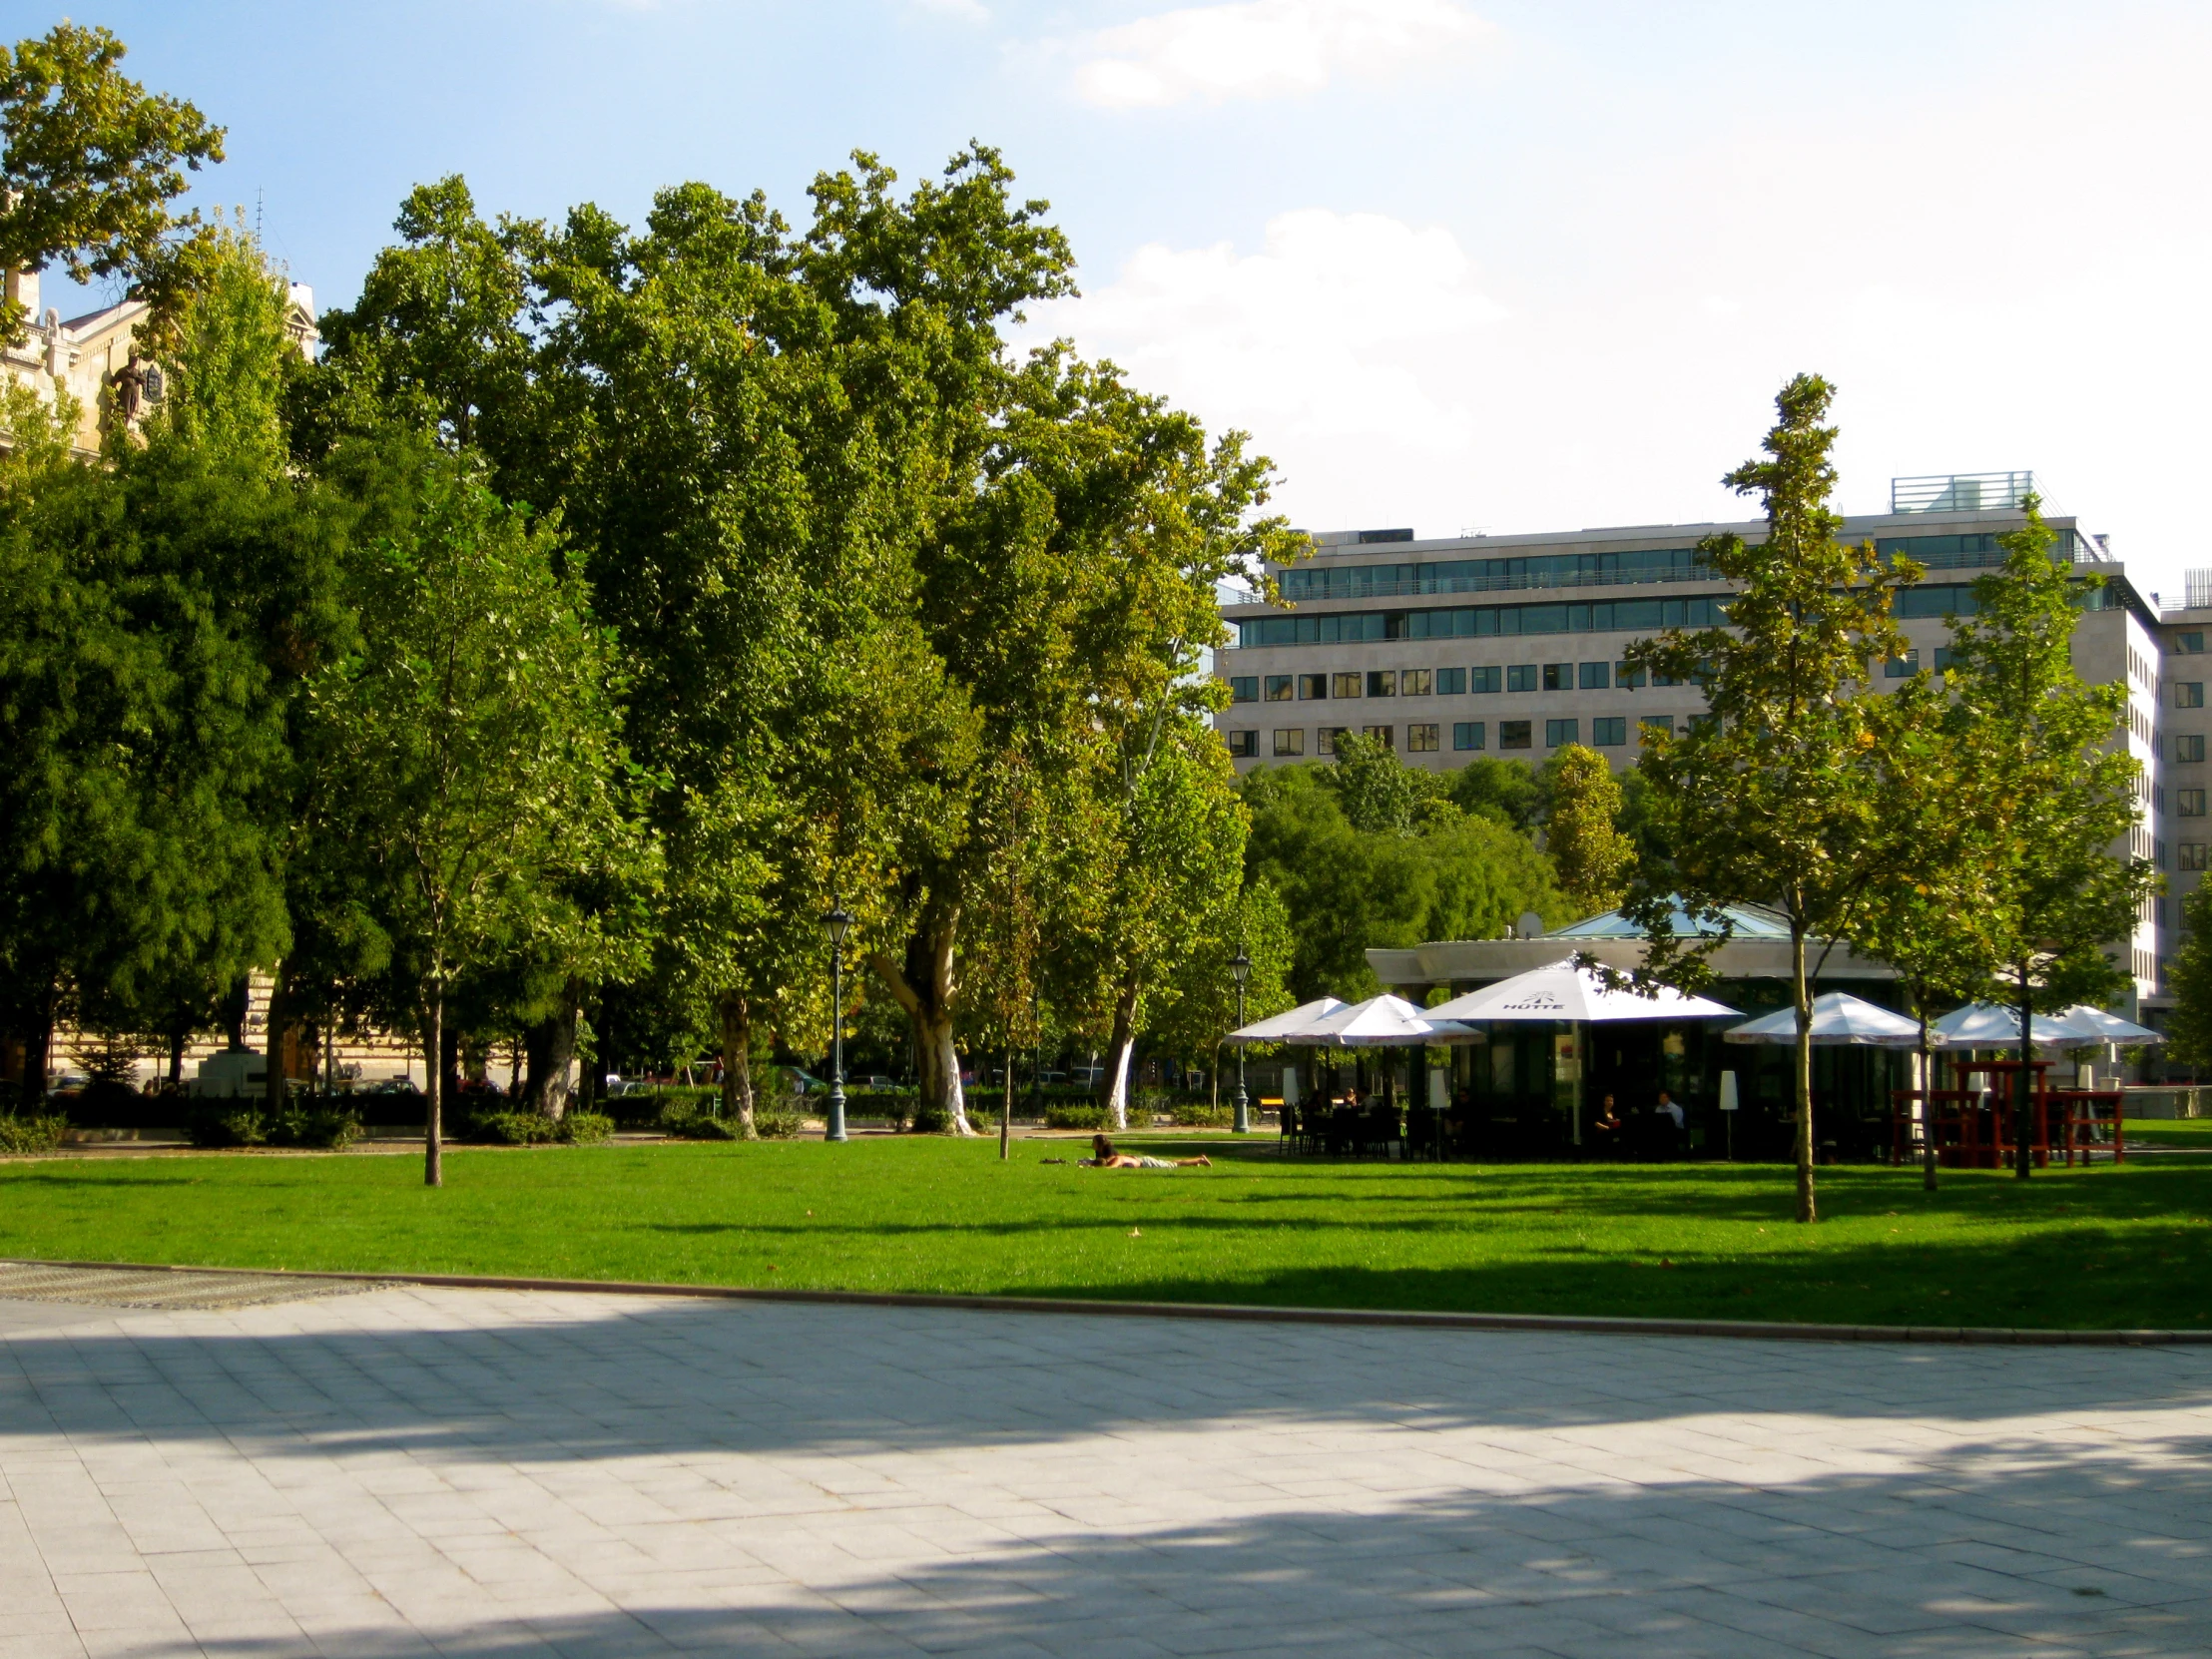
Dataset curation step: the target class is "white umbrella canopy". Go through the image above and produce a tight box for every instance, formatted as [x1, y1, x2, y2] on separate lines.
[2046, 1004, 2166, 1046]
[1427, 958, 1740, 1025]
[1723, 991, 1922, 1047]
[1226, 996, 1347, 1044]
[1276, 993, 1476, 1048]
[1932, 1002, 2098, 1050]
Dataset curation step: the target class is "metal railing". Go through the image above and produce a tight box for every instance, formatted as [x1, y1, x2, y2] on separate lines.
[1891, 471, 2036, 514]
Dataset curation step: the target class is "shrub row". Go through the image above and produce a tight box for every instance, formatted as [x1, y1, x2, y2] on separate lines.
[185, 1103, 362, 1150]
[0, 1113, 68, 1154]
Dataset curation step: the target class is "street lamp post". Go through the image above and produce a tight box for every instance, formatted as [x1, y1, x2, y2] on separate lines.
[1230, 948, 1252, 1135]
[823, 904, 853, 1144]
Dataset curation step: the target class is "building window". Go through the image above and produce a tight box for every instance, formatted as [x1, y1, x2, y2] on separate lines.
[1228, 677, 1258, 703]
[1264, 675, 1294, 701]
[1592, 716, 1627, 747]
[2156, 838, 2169, 869]
[1367, 670, 1397, 698]
[1400, 668, 1432, 697]
[1363, 725, 1394, 749]
[1407, 723, 1440, 752]
[1452, 721, 1486, 751]
[1652, 671, 1679, 687]
[1318, 727, 1349, 757]
[2182, 735, 2207, 763]
[1640, 716, 1673, 742]
[1273, 729, 1305, 757]
[2180, 789, 2207, 818]
[1546, 718, 1579, 747]
[1616, 664, 1645, 689]
[1499, 720, 1532, 751]
[2177, 631, 2205, 654]
[2172, 683, 2202, 709]
[1542, 662, 1572, 691]
[1436, 667, 1466, 695]
[1332, 672, 1363, 698]
[1225, 731, 1257, 757]
[2182, 842, 2209, 871]
[2157, 784, 2167, 814]
[1885, 649, 1921, 679]
[1471, 666, 1502, 693]
[1579, 662, 1610, 690]
[1300, 673, 1329, 700]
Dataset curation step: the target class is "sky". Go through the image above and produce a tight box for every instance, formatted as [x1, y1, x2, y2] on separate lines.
[39, 1, 2212, 602]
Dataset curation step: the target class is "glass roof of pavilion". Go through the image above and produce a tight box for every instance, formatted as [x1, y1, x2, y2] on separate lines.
[1549, 899, 1794, 939]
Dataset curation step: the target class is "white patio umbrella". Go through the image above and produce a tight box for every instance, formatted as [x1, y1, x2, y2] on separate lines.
[1931, 1002, 2098, 1050]
[1723, 991, 1922, 1047]
[1286, 994, 1477, 1048]
[2045, 1005, 2165, 1046]
[1225, 996, 1347, 1044]
[1427, 958, 1740, 1024]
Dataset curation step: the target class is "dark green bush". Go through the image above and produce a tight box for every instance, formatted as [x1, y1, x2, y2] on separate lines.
[1168, 1101, 1232, 1128]
[467, 1110, 560, 1145]
[754, 1102, 807, 1138]
[560, 1110, 614, 1145]
[0, 1113, 68, 1154]
[186, 1104, 268, 1147]
[657, 1099, 734, 1140]
[270, 1105, 361, 1150]
[1044, 1100, 1109, 1131]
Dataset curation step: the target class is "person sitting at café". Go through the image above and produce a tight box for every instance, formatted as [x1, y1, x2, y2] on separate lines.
[1589, 1094, 1624, 1155]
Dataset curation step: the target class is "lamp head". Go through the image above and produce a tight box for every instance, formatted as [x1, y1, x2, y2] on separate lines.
[1230, 949, 1252, 987]
[824, 905, 854, 948]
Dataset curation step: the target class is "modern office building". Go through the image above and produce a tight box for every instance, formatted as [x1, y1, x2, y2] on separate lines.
[1214, 472, 2172, 1010]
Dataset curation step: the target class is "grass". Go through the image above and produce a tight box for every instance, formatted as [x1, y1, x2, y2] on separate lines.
[2, 1137, 2208, 1331]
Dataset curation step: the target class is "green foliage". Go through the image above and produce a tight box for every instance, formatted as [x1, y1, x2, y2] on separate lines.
[145, 215, 291, 466]
[1044, 1099, 1112, 1131]
[1242, 761, 1563, 1000]
[1545, 746, 1635, 916]
[1622, 374, 1917, 1222]
[0, 1113, 67, 1154]
[656, 1097, 737, 1141]
[560, 1110, 614, 1145]
[1448, 757, 1545, 832]
[1944, 497, 2152, 1020]
[751, 1101, 807, 1139]
[0, 22, 226, 344]
[2167, 880, 2212, 1070]
[185, 1101, 359, 1150]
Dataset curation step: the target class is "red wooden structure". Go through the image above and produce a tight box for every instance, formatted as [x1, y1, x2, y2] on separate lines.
[1891, 1060, 2110, 1169]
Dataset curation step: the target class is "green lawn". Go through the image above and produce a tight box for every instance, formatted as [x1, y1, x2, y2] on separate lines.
[3, 1137, 2208, 1331]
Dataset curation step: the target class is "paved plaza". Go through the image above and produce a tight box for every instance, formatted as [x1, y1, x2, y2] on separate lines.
[2, 1274, 2209, 1657]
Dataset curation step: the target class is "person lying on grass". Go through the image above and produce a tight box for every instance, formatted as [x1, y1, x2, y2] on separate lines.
[1080, 1134, 1212, 1170]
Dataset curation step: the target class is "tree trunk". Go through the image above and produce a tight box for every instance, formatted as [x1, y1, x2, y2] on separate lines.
[718, 990, 759, 1139]
[424, 991, 444, 1188]
[167, 1027, 186, 1090]
[441, 1021, 461, 1125]
[1918, 999, 1937, 1192]
[1100, 975, 1141, 1132]
[27, 981, 57, 1104]
[264, 961, 288, 1120]
[869, 917, 973, 1135]
[1792, 920, 1817, 1223]
[522, 986, 580, 1120]
[1000, 1042, 1013, 1161]
[2014, 959, 2034, 1180]
[221, 975, 251, 1052]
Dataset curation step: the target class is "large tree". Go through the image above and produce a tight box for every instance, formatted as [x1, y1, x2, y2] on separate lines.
[311, 448, 645, 1184]
[1622, 374, 1917, 1224]
[0, 22, 225, 344]
[1544, 745, 1636, 917]
[1942, 497, 2152, 1178]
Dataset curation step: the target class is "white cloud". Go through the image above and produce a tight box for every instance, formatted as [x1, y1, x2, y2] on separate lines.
[1068, 0, 1489, 108]
[1028, 210, 1504, 520]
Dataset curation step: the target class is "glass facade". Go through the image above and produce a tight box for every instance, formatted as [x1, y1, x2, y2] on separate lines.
[1452, 721, 1485, 751]
[1237, 593, 1729, 648]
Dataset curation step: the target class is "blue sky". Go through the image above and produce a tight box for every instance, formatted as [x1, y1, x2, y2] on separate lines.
[42, 1, 2212, 597]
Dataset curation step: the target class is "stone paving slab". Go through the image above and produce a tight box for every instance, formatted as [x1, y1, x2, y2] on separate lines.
[2, 1285, 2210, 1656]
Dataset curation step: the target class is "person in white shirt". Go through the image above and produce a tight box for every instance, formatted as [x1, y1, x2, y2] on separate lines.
[1655, 1090, 1685, 1130]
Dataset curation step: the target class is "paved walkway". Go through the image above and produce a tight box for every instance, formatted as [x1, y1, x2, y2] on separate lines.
[2, 1279, 2208, 1658]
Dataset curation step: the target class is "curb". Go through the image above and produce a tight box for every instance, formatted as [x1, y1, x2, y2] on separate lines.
[6, 1256, 2208, 1348]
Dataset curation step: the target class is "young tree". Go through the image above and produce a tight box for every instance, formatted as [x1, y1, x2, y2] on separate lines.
[2167, 880, 2212, 1071]
[1623, 374, 1917, 1224]
[1544, 745, 1635, 917]
[1853, 672, 2002, 1190]
[313, 449, 645, 1185]
[1943, 497, 2153, 1178]
[0, 21, 225, 343]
